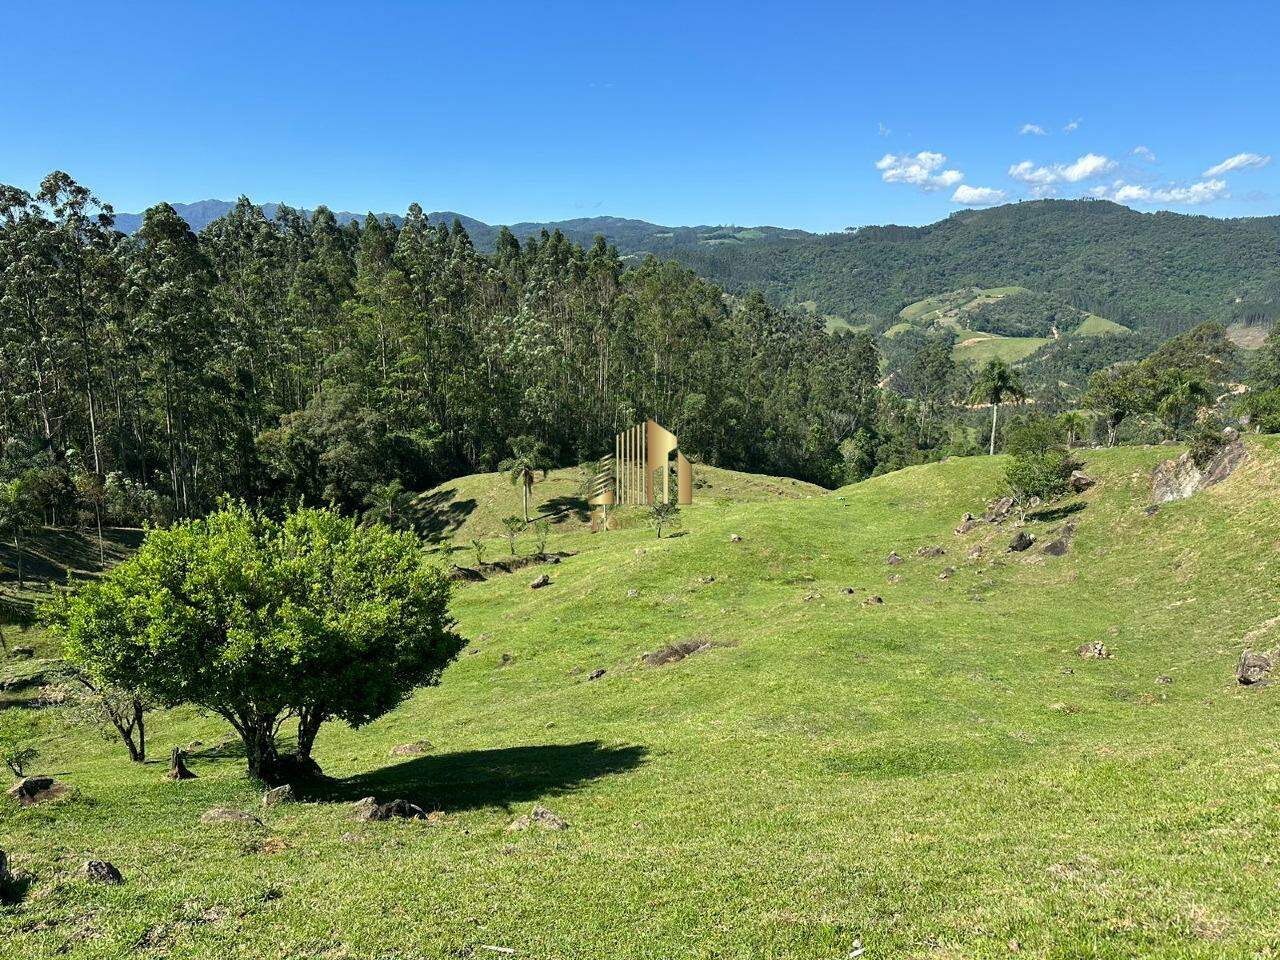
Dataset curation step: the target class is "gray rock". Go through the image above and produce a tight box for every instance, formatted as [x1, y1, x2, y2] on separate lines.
[966, 545, 984, 561]
[916, 545, 946, 558]
[7, 777, 69, 806]
[1069, 471, 1095, 493]
[1237, 650, 1272, 685]
[1043, 537, 1070, 556]
[389, 740, 434, 758]
[886, 551, 903, 566]
[954, 513, 979, 535]
[351, 797, 379, 822]
[588, 668, 606, 681]
[529, 573, 551, 589]
[984, 497, 1015, 523]
[81, 860, 123, 885]
[939, 567, 955, 581]
[1008, 531, 1036, 552]
[1076, 642, 1111, 660]
[200, 807, 262, 826]
[729, 533, 742, 543]
[1152, 437, 1249, 504]
[507, 804, 568, 831]
[863, 595, 884, 606]
[626, 588, 639, 599]
[353, 797, 426, 822]
[262, 785, 294, 807]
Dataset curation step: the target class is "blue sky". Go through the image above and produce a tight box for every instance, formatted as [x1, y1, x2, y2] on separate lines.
[4, 0, 1278, 231]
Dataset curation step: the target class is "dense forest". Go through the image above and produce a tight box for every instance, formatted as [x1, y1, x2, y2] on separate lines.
[671, 200, 1280, 335]
[0, 173, 889, 530]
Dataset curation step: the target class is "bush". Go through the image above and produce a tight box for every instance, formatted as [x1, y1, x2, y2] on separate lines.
[0, 710, 40, 778]
[1242, 387, 1280, 434]
[1004, 450, 1079, 520]
[43, 501, 465, 783]
[1188, 426, 1227, 468]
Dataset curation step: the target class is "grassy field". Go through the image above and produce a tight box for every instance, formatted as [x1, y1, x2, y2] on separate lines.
[4, 440, 1280, 957]
[410, 463, 824, 542]
[1073, 313, 1130, 336]
[954, 332, 1051, 365]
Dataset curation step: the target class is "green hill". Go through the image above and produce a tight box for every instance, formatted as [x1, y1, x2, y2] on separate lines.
[673, 200, 1280, 336]
[5, 442, 1280, 956]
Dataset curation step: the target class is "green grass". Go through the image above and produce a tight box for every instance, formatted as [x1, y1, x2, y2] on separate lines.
[5, 440, 1280, 957]
[1073, 313, 1130, 336]
[883, 320, 914, 338]
[954, 332, 1050, 365]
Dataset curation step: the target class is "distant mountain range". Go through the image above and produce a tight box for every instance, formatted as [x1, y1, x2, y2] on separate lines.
[116, 198, 1280, 337]
[112, 200, 810, 255]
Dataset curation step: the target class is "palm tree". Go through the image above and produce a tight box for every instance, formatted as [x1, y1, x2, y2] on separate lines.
[363, 479, 411, 529]
[970, 359, 1027, 455]
[1058, 411, 1087, 448]
[499, 436, 549, 523]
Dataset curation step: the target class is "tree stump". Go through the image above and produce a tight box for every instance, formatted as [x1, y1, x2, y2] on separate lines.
[168, 746, 196, 780]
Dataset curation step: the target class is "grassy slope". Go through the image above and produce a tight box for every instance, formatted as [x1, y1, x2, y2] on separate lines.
[412, 463, 825, 542]
[954, 332, 1051, 365]
[5, 441, 1280, 957]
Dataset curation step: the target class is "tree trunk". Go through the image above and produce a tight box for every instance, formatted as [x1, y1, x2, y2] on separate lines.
[989, 402, 1000, 456]
[167, 746, 195, 780]
[296, 707, 324, 761]
[522, 482, 530, 523]
[131, 698, 146, 762]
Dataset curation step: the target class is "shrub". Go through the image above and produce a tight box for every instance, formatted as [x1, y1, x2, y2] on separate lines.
[43, 501, 465, 783]
[0, 710, 40, 778]
[1004, 450, 1079, 521]
[647, 501, 682, 539]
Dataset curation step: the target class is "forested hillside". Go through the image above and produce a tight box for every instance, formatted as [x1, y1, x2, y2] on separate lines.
[672, 200, 1280, 336]
[0, 174, 880, 529]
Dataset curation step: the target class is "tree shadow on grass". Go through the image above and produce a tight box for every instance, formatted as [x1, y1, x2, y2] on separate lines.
[538, 494, 590, 525]
[1029, 501, 1086, 523]
[310, 740, 648, 813]
[410, 488, 478, 541]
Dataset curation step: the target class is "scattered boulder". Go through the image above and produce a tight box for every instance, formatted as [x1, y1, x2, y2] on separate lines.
[802, 592, 821, 602]
[200, 807, 262, 826]
[966, 545, 984, 561]
[1156, 675, 1173, 685]
[507, 804, 568, 832]
[886, 551, 903, 566]
[168, 747, 196, 781]
[588, 668, 606, 681]
[7, 777, 69, 806]
[729, 533, 742, 543]
[984, 497, 1015, 523]
[1069, 471, 1095, 493]
[389, 740, 434, 758]
[1076, 642, 1111, 660]
[1237, 650, 1273, 685]
[916, 545, 946, 558]
[644, 640, 712, 667]
[939, 567, 955, 581]
[840, 586, 857, 595]
[886, 574, 902, 584]
[697, 575, 716, 584]
[500, 653, 514, 666]
[81, 860, 123, 885]
[1151, 433, 1249, 504]
[954, 513, 979, 535]
[1043, 538, 1071, 557]
[626, 588, 639, 599]
[352, 797, 427, 822]
[1008, 531, 1036, 552]
[863, 595, 884, 606]
[262, 785, 294, 808]
[529, 573, 551, 589]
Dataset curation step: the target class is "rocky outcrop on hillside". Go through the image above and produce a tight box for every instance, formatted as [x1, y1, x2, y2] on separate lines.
[1151, 430, 1248, 504]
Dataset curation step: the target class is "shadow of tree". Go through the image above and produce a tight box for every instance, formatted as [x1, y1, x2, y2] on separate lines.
[1029, 501, 1087, 523]
[410, 488, 478, 541]
[0, 527, 144, 598]
[537, 494, 590, 525]
[310, 740, 647, 812]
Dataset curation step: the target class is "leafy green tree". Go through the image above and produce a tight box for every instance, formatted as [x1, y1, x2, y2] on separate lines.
[364, 478, 412, 530]
[532, 518, 551, 556]
[970, 359, 1027, 455]
[1083, 364, 1143, 447]
[0, 710, 39, 778]
[501, 515, 524, 556]
[647, 501, 681, 539]
[0, 473, 40, 589]
[44, 501, 464, 783]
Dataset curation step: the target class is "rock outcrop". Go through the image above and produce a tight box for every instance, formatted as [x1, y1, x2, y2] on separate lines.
[1151, 432, 1248, 504]
[7, 777, 69, 806]
[1237, 650, 1273, 685]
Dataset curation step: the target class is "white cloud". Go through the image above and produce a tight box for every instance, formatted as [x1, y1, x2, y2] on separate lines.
[1202, 152, 1271, 177]
[1020, 123, 1046, 136]
[1008, 153, 1115, 186]
[1132, 145, 1157, 162]
[952, 185, 1008, 206]
[1091, 178, 1228, 206]
[876, 151, 964, 191]
[1063, 118, 1081, 133]
[878, 122, 891, 137]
